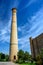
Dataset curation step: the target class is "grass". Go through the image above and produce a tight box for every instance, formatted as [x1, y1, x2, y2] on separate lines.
[19, 62, 36, 65]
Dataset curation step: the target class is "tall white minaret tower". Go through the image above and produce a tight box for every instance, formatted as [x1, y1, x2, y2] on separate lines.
[9, 8, 18, 61]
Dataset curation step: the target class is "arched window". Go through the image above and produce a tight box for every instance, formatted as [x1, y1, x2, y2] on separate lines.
[14, 55, 16, 59]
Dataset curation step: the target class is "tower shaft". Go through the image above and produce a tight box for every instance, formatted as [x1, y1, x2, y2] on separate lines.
[9, 8, 18, 61]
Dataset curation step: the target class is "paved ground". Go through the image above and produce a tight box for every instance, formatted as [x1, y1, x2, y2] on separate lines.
[0, 62, 19, 65]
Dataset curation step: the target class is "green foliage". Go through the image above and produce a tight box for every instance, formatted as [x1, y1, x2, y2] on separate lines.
[33, 49, 43, 65]
[18, 59, 23, 64]
[0, 53, 9, 61]
[19, 62, 36, 65]
[17, 50, 32, 63]
[36, 55, 42, 65]
[23, 51, 29, 61]
[18, 50, 24, 60]
[5, 55, 9, 61]
[1, 53, 5, 59]
[0, 53, 2, 60]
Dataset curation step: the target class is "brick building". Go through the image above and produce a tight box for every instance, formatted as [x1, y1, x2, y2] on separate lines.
[30, 33, 43, 58]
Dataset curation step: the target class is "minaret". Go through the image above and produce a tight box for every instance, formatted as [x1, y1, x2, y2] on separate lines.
[9, 8, 18, 61]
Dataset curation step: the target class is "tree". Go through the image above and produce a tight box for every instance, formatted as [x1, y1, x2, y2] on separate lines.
[5, 55, 9, 61]
[0, 53, 9, 61]
[18, 50, 24, 60]
[36, 55, 42, 65]
[23, 51, 29, 61]
[17, 50, 32, 63]
[0, 53, 2, 60]
[1, 53, 5, 59]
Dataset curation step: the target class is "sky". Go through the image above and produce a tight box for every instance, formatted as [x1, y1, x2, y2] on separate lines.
[0, 0, 43, 54]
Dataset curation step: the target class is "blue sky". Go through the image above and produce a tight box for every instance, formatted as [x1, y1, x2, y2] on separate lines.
[0, 0, 43, 54]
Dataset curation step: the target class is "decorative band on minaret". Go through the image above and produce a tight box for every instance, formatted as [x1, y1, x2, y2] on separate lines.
[9, 8, 18, 61]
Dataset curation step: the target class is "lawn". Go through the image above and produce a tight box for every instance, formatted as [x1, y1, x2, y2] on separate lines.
[20, 63, 36, 65]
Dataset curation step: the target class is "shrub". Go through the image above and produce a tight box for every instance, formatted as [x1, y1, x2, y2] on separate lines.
[1, 53, 5, 59]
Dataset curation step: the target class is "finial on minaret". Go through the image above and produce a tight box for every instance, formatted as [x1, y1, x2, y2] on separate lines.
[12, 8, 17, 13]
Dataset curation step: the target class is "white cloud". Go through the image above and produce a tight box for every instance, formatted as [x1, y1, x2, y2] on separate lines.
[0, 6, 43, 53]
[19, 0, 37, 11]
[23, 0, 36, 8]
[18, 7, 43, 51]
[18, 27, 21, 32]
[0, 19, 11, 43]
